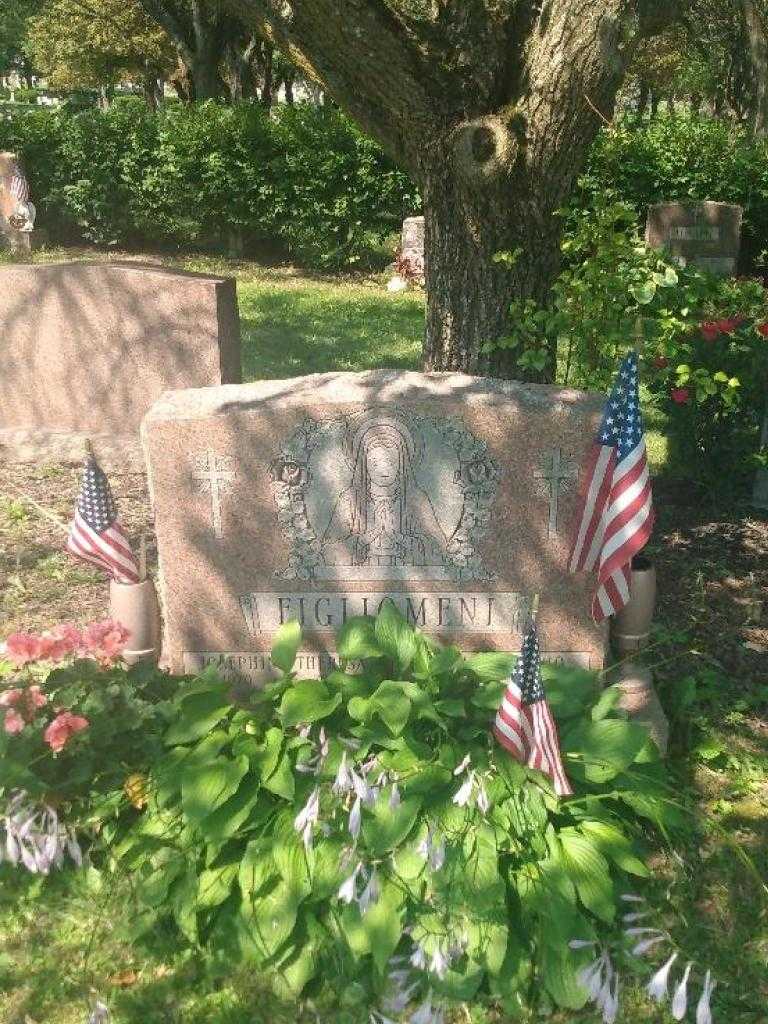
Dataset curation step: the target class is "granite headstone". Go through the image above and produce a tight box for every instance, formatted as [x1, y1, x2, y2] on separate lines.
[142, 370, 608, 683]
[645, 201, 742, 276]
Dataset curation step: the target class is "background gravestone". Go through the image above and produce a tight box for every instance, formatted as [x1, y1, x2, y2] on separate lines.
[645, 201, 743, 276]
[400, 215, 425, 279]
[143, 370, 608, 683]
[0, 261, 241, 468]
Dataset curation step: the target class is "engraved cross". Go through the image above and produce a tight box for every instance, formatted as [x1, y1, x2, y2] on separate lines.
[193, 451, 235, 539]
[534, 448, 577, 538]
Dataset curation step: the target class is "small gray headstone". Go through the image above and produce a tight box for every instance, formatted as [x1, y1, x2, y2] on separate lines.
[645, 201, 742, 277]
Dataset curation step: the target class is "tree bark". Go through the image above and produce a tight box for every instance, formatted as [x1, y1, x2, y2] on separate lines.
[742, 0, 768, 135]
[261, 40, 274, 108]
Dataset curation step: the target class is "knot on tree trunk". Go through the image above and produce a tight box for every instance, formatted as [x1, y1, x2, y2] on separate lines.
[450, 110, 523, 183]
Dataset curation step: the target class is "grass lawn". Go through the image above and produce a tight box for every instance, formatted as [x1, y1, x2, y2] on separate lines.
[0, 252, 766, 1024]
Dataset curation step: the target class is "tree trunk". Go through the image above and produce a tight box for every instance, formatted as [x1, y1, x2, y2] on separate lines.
[742, 0, 768, 136]
[282, 68, 295, 105]
[261, 41, 274, 109]
[189, 50, 221, 100]
[420, 138, 564, 381]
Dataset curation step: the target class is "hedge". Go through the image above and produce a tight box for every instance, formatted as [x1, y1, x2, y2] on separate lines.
[0, 98, 420, 268]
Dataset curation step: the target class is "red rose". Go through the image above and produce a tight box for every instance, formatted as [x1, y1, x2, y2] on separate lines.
[700, 321, 720, 342]
[671, 387, 690, 405]
[757, 322, 768, 337]
[715, 318, 739, 334]
[653, 355, 669, 369]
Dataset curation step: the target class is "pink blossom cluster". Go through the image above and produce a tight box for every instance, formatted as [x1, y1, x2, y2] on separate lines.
[4, 619, 130, 668]
[0, 618, 131, 752]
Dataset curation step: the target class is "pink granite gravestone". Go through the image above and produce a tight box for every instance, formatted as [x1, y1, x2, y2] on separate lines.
[142, 370, 608, 682]
[0, 261, 241, 467]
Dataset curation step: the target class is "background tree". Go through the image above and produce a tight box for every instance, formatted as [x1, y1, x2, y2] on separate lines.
[233, 1, 680, 379]
[28, 0, 176, 107]
[0, 0, 39, 86]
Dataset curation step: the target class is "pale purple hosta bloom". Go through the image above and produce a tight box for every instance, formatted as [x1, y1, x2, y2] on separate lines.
[349, 796, 362, 841]
[696, 969, 716, 1024]
[389, 784, 401, 810]
[337, 861, 363, 903]
[357, 867, 380, 914]
[476, 780, 490, 814]
[452, 770, 475, 807]
[2, 792, 82, 874]
[672, 962, 693, 1020]
[352, 769, 375, 805]
[429, 946, 450, 979]
[410, 942, 428, 970]
[429, 835, 446, 872]
[624, 926, 664, 937]
[293, 787, 320, 849]
[411, 995, 445, 1024]
[453, 754, 471, 776]
[620, 893, 645, 903]
[647, 951, 678, 1002]
[579, 949, 620, 1024]
[370, 1014, 398, 1024]
[622, 911, 652, 923]
[88, 1002, 110, 1024]
[332, 751, 354, 795]
[569, 939, 597, 950]
[296, 726, 330, 775]
[602, 973, 619, 1024]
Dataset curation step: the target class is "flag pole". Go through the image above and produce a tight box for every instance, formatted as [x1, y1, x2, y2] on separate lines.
[530, 592, 540, 625]
[138, 533, 147, 582]
[84, 438, 93, 458]
[633, 316, 645, 355]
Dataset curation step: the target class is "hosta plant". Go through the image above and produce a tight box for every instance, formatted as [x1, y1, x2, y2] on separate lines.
[114, 603, 680, 1019]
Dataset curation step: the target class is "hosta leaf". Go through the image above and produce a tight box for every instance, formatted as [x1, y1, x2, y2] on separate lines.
[182, 755, 249, 823]
[165, 690, 231, 746]
[360, 880, 404, 973]
[539, 942, 589, 1010]
[578, 820, 649, 877]
[375, 600, 416, 670]
[239, 838, 278, 898]
[198, 774, 262, 846]
[197, 862, 238, 909]
[271, 619, 302, 674]
[557, 828, 615, 922]
[362, 795, 421, 855]
[464, 652, 514, 682]
[336, 616, 382, 660]
[371, 681, 412, 735]
[279, 680, 341, 727]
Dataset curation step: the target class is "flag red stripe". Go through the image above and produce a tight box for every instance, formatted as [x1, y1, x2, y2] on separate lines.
[492, 722, 526, 760]
[70, 515, 139, 583]
[74, 514, 138, 574]
[568, 445, 615, 572]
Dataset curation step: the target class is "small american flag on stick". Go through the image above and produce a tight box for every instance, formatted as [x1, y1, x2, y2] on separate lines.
[568, 350, 654, 622]
[493, 603, 573, 798]
[66, 450, 140, 583]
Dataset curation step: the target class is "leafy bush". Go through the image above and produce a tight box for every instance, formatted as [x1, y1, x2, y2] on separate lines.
[0, 100, 419, 267]
[113, 605, 675, 1018]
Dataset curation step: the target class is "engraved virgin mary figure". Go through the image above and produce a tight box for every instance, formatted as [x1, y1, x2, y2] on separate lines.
[320, 416, 449, 577]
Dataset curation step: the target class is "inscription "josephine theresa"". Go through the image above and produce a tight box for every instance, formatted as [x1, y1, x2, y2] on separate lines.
[238, 590, 533, 635]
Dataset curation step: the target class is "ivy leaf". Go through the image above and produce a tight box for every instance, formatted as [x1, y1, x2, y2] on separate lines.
[181, 756, 249, 824]
[271, 619, 302, 674]
[279, 680, 342, 727]
[336, 616, 382, 660]
[375, 600, 416, 671]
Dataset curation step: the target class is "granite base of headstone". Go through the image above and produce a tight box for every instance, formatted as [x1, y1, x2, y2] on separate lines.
[645, 201, 742, 277]
[142, 369, 610, 683]
[616, 662, 669, 756]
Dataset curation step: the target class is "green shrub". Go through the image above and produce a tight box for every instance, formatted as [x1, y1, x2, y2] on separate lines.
[112, 607, 676, 1017]
[0, 101, 419, 267]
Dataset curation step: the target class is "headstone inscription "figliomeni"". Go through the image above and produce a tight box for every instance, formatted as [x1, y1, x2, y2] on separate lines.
[142, 371, 608, 683]
[645, 201, 743, 277]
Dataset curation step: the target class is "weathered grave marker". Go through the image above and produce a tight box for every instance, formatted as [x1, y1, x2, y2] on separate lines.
[143, 370, 608, 682]
[0, 261, 241, 467]
[645, 201, 742, 276]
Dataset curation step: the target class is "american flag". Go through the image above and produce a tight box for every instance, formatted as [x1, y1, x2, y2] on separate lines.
[66, 454, 140, 583]
[493, 623, 573, 797]
[568, 351, 654, 622]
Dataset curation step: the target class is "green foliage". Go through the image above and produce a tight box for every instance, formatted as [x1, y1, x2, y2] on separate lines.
[113, 607, 676, 1017]
[0, 100, 419, 266]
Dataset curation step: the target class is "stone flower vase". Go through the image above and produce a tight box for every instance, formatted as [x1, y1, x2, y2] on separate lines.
[109, 577, 161, 667]
[611, 554, 657, 655]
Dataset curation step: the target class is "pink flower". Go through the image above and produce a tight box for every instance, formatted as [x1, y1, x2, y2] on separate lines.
[43, 711, 89, 753]
[39, 624, 81, 662]
[757, 322, 768, 338]
[0, 688, 22, 707]
[82, 619, 130, 665]
[671, 388, 690, 405]
[652, 355, 669, 369]
[27, 686, 47, 710]
[3, 709, 25, 734]
[5, 632, 44, 666]
[715, 317, 740, 334]
[699, 322, 720, 342]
